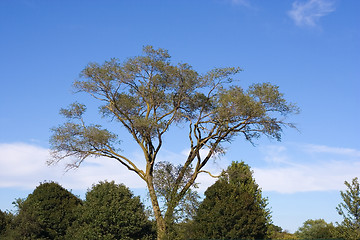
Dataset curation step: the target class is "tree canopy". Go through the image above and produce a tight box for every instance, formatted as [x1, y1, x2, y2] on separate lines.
[49, 45, 298, 239]
[335, 177, 360, 240]
[295, 219, 336, 239]
[0, 209, 8, 236]
[66, 181, 154, 240]
[153, 161, 200, 222]
[192, 161, 271, 240]
[4, 182, 81, 240]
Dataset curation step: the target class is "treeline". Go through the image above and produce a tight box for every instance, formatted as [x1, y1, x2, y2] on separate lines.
[0, 181, 154, 240]
[0, 162, 359, 239]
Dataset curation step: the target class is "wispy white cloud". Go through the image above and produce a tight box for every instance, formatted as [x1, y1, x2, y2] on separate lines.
[0, 143, 221, 193]
[261, 145, 289, 164]
[1, 142, 359, 195]
[0, 143, 146, 191]
[230, 0, 249, 6]
[304, 144, 360, 157]
[0, 142, 224, 195]
[253, 144, 360, 193]
[254, 160, 360, 193]
[288, 0, 335, 27]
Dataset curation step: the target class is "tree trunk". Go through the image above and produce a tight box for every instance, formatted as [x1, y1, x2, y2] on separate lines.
[147, 176, 166, 240]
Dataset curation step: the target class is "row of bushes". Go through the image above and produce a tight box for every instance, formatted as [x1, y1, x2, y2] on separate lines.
[1, 162, 359, 239]
[0, 161, 273, 239]
[0, 181, 154, 239]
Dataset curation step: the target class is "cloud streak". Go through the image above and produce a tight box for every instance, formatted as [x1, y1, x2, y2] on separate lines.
[0, 143, 221, 193]
[254, 160, 360, 193]
[1, 142, 359, 195]
[230, 0, 249, 6]
[288, 0, 335, 27]
[304, 144, 360, 157]
[0, 143, 146, 190]
[253, 144, 360, 193]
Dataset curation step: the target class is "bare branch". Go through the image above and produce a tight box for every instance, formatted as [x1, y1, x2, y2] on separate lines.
[198, 170, 221, 178]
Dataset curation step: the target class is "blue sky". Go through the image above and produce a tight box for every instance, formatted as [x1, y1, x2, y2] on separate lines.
[0, 0, 359, 233]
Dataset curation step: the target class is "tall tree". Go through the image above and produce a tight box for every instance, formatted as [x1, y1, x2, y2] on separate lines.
[191, 161, 271, 240]
[66, 181, 154, 240]
[49, 46, 298, 239]
[335, 177, 360, 240]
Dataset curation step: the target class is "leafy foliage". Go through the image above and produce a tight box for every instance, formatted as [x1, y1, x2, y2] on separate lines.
[49, 46, 298, 238]
[4, 182, 81, 240]
[335, 177, 360, 240]
[295, 219, 337, 239]
[0, 210, 15, 239]
[66, 181, 154, 240]
[0, 209, 8, 236]
[267, 224, 298, 239]
[152, 161, 201, 239]
[153, 161, 200, 222]
[192, 161, 271, 240]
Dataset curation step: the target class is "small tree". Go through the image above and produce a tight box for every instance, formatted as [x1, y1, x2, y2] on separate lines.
[66, 181, 154, 240]
[295, 219, 336, 239]
[5, 182, 81, 240]
[49, 46, 298, 239]
[153, 161, 200, 222]
[153, 161, 200, 239]
[335, 177, 360, 240]
[192, 161, 271, 240]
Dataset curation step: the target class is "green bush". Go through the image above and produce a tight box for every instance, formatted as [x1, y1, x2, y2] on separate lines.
[5, 182, 81, 239]
[192, 161, 271, 240]
[66, 181, 155, 240]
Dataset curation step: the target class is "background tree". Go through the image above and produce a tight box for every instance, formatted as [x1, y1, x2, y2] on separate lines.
[295, 219, 336, 239]
[191, 161, 271, 240]
[335, 177, 360, 240]
[0, 209, 15, 239]
[0, 210, 6, 236]
[153, 161, 200, 221]
[267, 224, 298, 239]
[4, 182, 81, 240]
[49, 46, 298, 239]
[0, 209, 8, 236]
[152, 161, 200, 239]
[66, 181, 154, 240]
